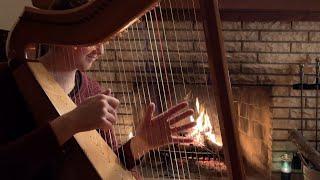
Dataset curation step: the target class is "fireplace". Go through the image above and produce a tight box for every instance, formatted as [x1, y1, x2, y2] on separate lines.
[128, 65, 227, 178]
[87, 13, 278, 179]
[127, 75, 272, 178]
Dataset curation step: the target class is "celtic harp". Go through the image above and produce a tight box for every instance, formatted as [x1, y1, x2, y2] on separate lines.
[6, 0, 158, 179]
[6, 0, 245, 179]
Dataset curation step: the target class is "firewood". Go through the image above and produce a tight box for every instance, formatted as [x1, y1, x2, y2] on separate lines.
[288, 129, 320, 170]
[204, 138, 223, 152]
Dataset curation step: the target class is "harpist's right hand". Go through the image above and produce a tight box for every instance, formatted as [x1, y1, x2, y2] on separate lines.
[50, 89, 120, 145]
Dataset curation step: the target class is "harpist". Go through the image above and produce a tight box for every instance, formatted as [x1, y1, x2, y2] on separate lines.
[0, 0, 196, 179]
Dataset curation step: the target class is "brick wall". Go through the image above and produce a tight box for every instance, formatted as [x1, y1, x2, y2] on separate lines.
[89, 20, 320, 172]
[219, 21, 320, 171]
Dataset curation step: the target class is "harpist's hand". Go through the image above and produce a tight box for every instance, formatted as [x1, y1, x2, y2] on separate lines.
[50, 90, 120, 145]
[130, 101, 195, 160]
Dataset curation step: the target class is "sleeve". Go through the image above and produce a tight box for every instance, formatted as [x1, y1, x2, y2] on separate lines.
[0, 123, 62, 179]
[116, 139, 143, 170]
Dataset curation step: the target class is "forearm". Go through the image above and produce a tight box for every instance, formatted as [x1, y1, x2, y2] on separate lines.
[116, 136, 149, 170]
[50, 115, 77, 146]
[130, 136, 149, 160]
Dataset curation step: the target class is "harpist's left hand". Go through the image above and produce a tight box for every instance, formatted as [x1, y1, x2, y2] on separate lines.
[130, 101, 195, 160]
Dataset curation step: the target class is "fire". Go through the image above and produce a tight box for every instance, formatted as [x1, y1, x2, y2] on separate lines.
[189, 98, 222, 147]
[128, 132, 133, 139]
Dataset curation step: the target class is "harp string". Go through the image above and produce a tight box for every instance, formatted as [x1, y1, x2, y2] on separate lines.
[151, 9, 181, 179]
[116, 34, 145, 176]
[153, 6, 191, 179]
[179, 0, 204, 177]
[143, 13, 166, 179]
[96, 44, 109, 150]
[95, 44, 115, 154]
[163, 0, 203, 178]
[190, 1, 207, 177]
[170, 1, 198, 178]
[188, 0, 219, 177]
[114, 37, 127, 180]
[192, 0, 225, 177]
[152, 8, 185, 179]
[132, 22, 158, 179]
[136, 22, 164, 177]
[146, 11, 181, 179]
[113, 39, 128, 171]
[187, 0, 210, 177]
[185, 0, 224, 177]
[148, 10, 183, 179]
[159, 1, 193, 178]
[99, 42, 117, 162]
[101, 42, 123, 171]
[125, 25, 147, 178]
[145, 13, 173, 178]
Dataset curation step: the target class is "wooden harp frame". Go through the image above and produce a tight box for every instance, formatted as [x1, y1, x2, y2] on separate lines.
[199, 0, 245, 179]
[7, 0, 158, 179]
[6, 0, 245, 179]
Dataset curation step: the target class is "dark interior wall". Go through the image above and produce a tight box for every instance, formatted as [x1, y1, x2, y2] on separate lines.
[0, 30, 9, 62]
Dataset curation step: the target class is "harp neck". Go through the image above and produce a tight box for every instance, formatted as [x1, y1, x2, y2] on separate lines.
[6, 0, 159, 62]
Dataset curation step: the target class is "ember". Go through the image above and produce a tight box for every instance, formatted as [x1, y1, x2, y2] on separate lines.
[195, 160, 228, 175]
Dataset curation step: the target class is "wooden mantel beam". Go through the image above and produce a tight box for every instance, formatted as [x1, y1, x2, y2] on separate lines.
[160, 0, 320, 21]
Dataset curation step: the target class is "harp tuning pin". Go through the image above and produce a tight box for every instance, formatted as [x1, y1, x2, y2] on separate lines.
[117, 32, 124, 38]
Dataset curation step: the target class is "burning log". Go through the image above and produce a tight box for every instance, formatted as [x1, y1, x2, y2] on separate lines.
[288, 129, 320, 170]
[204, 138, 223, 152]
[175, 144, 224, 161]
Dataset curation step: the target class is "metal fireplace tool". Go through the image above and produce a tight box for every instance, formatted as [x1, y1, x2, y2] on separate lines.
[292, 59, 320, 170]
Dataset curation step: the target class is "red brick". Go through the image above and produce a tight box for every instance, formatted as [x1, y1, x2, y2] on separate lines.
[272, 97, 300, 107]
[261, 32, 308, 42]
[223, 31, 259, 41]
[272, 108, 290, 118]
[243, 21, 291, 30]
[292, 21, 320, 30]
[258, 53, 307, 63]
[272, 87, 290, 96]
[243, 42, 290, 53]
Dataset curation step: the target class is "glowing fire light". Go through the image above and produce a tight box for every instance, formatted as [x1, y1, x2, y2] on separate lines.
[190, 98, 222, 147]
[128, 132, 133, 139]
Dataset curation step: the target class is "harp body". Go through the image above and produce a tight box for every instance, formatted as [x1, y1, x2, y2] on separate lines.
[5, 0, 245, 179]
[7, 0, 158, 179]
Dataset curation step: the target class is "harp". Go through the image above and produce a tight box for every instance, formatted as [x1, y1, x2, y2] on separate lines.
[6, 0, 245, 179]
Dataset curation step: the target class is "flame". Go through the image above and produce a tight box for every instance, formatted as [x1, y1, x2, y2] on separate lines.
[189, 98, 222, 147]
[128, 132, 133, 139]
[196, 97, 200, 112]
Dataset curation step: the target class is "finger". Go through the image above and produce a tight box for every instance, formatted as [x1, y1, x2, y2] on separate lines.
[170, 122, 196, 133]
[172, 136, 194, 144]
[168, 109, 194, 125]
[154, 101, 188, 121]
[101, 119, 113, 131]
[102, 89, 112, 96]
[105, 113, 117, 124]
[107, 107, 117, 117]
[106, 96, 120, 109]
[144, 103, 155, 124]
